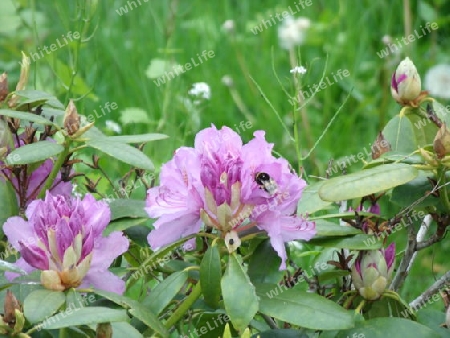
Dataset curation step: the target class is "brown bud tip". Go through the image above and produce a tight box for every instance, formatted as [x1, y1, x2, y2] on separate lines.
[0, 73, 8, 102]
[64, 100, 80, 136]
[96, 322, 113, 338]
[371, 132, 391, 160]
[433, 123, 450, 159]
[4, 290, 21, 327]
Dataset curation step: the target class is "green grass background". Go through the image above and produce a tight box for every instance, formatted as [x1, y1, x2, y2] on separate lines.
[1, 0, 450, 313]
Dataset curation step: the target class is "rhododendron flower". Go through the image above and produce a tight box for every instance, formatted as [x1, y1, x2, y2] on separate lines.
[146, 125, 315, 269]
[351, 243, 396, 300]
[4, 192, 129, 294]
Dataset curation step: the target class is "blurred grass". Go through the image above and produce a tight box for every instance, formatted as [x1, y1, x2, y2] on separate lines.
[1, 0, 450, 310]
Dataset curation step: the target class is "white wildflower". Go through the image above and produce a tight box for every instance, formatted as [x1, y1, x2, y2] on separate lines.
[105, 120, 122, 133]
[278, 16, 311, 50]
[424, 64, 450, 99]
[290, 66, 307, 75]
[188, 82, 211, 100]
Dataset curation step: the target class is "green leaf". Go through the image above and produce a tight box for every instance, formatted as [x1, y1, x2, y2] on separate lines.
[319, 163, 419, 202]
[143, 271, 188, 315]
[416, 309, 449, 338]
[256, 284, 354, 330]
[109, 199, 148, 220]
[0, 109, 56, 126]
[252, 330, 309, 338]
[0, 260, 26, 275]
[24, 289, 65, 324]
[406, 113, 438, 147]
[315, 220, 363, 237]
[41, 307, 128, 329]
[309, 234, 382, 250]
[92, 289, 168, 337]
[335, 317, 440, 338]
[105, 133, 168, 144]
[221, 253, 259, 332]
[297, 180, 333, 215]
[6, 141, 64, 165]
[111, 322, 144, 338]
[0, 180, 19, 230]
[382, 114, 417, 153]
[86, 138, 154, 170]
[14, 90, 65, 109]
[104, 218, 148, 236]
[391, 170, 442, 209]
[200, 244, 222, 308]
[247, 240, 283, 285]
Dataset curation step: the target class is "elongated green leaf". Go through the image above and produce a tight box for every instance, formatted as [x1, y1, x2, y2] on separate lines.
[111, 322, 144, 338]
[200, 245, 222, 308]
[41, 307, 128, 329]
[93, 289, 169, 337]
[86, 138, 154, 170]
[6, 141, 64, 165]
[382, 114, 417, 153]
[252, 330, 309, 338]
[0, 181, 19, 230]
[221, 253, 258, 332]
[109, 199, 148, 220]
[0, 260, 26, 275]
[256, 284, 354, 330]
[106, 133, 168, 144]
[144, 271, 188, 315]
[297, 180, 333, 215]
[0, 109, 56, 126]
[335, 317, 439, 338]
[319, 163, 418, 202]
[315, 220, 362, 237]
[309, 234, 382, 250]
[15, 90, 65, 109]
[416, 309, 449, 338]
[248, 240, 283, 284]
[24, 289, 65, 324]
[104, 218, 148, 236]
[406, 113, 438, 147]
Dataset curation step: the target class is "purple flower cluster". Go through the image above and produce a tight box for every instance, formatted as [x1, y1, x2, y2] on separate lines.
[4, 192, 129, 294]
[146, 125, 315, 269]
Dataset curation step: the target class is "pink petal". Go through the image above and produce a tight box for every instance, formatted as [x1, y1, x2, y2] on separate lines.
[148, 217, 202, 250]
[80, 269, 126, 294]
[89, 232, 129, 271]
[3, 217, 36, 251]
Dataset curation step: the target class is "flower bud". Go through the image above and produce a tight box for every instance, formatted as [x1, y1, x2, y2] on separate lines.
[351, 243, 395, 300]
[391, 57, 422, 104]
[3, 290, 21, 327]
[433, 123, 450, 159]
[64, 99, 81, 136]
[96, 322, 113, 338]
[0, 73, 8, 102]
[8, 52, 30, 108]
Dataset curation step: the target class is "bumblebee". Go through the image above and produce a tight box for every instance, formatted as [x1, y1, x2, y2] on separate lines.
[255, 172, 278, 195]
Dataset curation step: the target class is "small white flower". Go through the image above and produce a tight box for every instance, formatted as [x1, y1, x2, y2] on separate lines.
[278, 16, 311, 50]
[381, 35, 393, 45]
[188, 82, 211, 100]
[105, 120, 122, 133]
[221, 75, 234, 87]
[290, 66, 307, 75]
[424, 64, 450, 99]
[222, 19, 235, 33]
